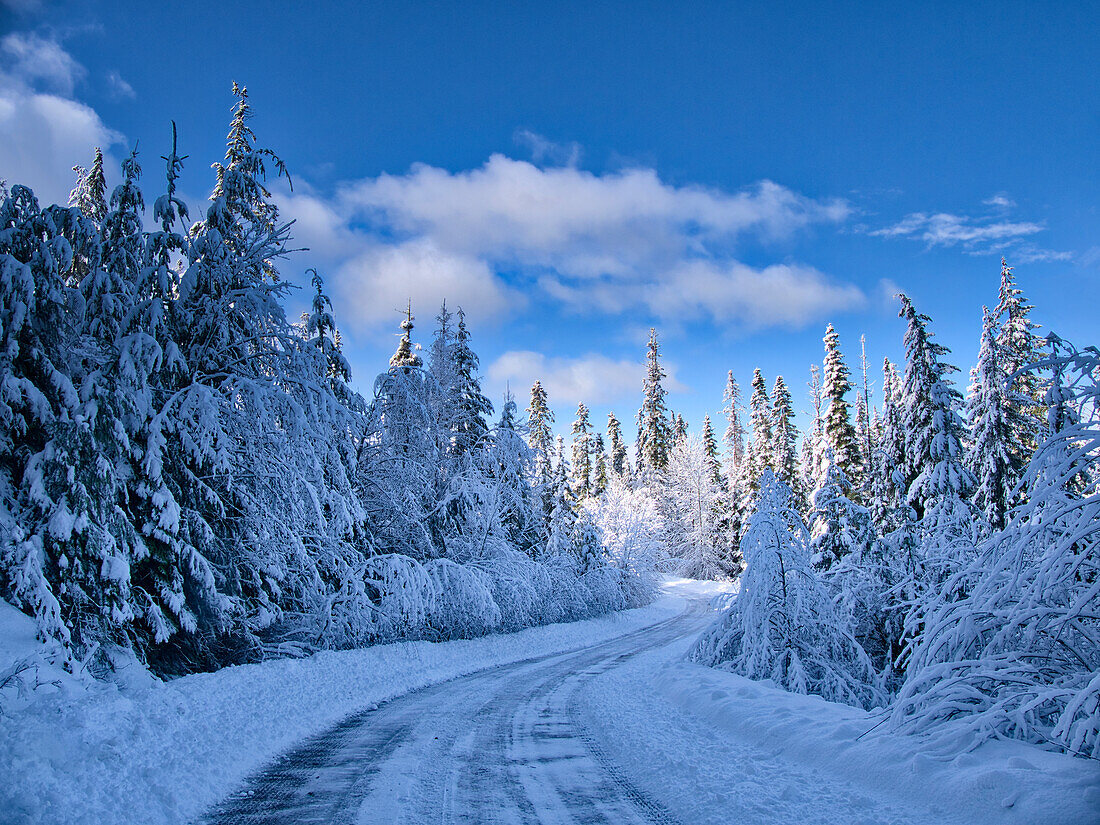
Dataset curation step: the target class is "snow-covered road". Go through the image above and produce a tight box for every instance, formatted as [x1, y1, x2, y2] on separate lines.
[5, 580, 1093, 825]
[201, 597, 710, 825]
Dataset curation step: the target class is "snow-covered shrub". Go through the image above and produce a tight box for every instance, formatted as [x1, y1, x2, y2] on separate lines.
[690, 471, 885, 709]
[359, 554, 435, 642]
[423, 558, 502, 640]
[891, 336, 1100, 757]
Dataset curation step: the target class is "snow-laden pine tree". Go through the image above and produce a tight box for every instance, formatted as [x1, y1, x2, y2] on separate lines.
[822, 324, 862, 489]
[570, 402, 592, 500]
[855, 335, 874, 483]
[545, 436, 575, 557]
[0, 184, 103, 652]
[892, 335, 1100, 758]
[606, 412, 629, 479]
[869, 358, 906, 527]
[803, 363, 828, 497]
[898, 294, 974, 518]
[994, 258, 1046, 491]
[722, 370, 745, 472]
[591, 432, 608, 497]
[450, 307, 493, 455]
[672, 412, 687, 446]
[636, 328, 671, 473]
[690, 471, 884, 709]
[304, 269, 353, 399]
[390, 302, 422, 369]
[701, 414, 722, 486]
[526, 380, 554, 486]
[809, 449, 873, 571]
[966, 307, 1014, 529]
[747, 368, 773, 484]
[69, 146, 108, 224]
[770, 375, 802, 506]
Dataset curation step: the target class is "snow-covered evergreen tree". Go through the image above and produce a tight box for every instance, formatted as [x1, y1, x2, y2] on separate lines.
[570, 402, 592, 500]
[822, 324, 862, 488]
[966, 306, 1014, 529]
[809, 450, 872, 571]
[701, 413, 722, 486]
[748, 368, 773, 484]
[450, 307, 493, 455]
[606, 411, 629, 479]
[636, 328, 671, 473]
[68, 146, 108, 224]
[591, 432, 608, 497]
[526, 379, 554, 485]
[690, 471, 884, 709]
[770, 375, 801, 506]
[994, 258, 1046, 492]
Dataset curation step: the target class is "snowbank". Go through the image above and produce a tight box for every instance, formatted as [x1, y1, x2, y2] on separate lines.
[579, 635, 1100, 825]
[0, 594, 683, 825]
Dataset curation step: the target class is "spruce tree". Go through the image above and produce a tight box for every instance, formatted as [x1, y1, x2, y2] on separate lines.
[672, 412, 688, 445]
[304, 269, 352, 396]
[855, 334, 874, 478]
[390, 301, 422, 369]
[822, 324, 862, 486]
[966, 307, 1014, 529]
[898, 294, 974, 518]
[606, 412, 629, 478]
[870, 358, 906, 526]
[770, 375, 801, 505]
[591, 433, 609, 497]
[636, 328, 671, 473]
[994, 258, 1046, 485]
[68, 146, 108, 224]
[526, 380, 555, 485]
[571, 402, 593, 500]
[748, 368, 773, 483]
[702, 414, 722, 486]
[451, 307, 493, 453]
[722, 370, 745, 473]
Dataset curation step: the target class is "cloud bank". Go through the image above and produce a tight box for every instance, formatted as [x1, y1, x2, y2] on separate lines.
[280, 151, 862, 334]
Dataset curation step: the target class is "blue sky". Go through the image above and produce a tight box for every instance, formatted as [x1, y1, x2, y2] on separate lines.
[2, 0, 1097, 440]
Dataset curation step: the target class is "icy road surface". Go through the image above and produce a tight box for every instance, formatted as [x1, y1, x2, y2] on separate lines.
[201, 599, 706, 825]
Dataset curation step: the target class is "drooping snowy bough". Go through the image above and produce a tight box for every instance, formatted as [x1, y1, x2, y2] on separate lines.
[891, 336, 1100, 758]
[690, 471, 885, 710]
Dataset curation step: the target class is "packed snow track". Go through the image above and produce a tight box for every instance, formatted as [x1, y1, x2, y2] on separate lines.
[200, 600, 710, 825]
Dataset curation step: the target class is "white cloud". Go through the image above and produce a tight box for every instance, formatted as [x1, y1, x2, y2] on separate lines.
[0, 33, 122, 205]
[487, 350, 688, 408]
[871, 212, 1044, 246]
[870, 199, 1070, 262]
[1, 32, 84, 96]
[339, 157, 850, 277]
[982, 192, 1016, 209]
[514, 129, 581, 167]
[282, 155, 860, 333]
[641, 260, 866, 329]
[332, 238, 525, 335]
[105, 70, 135, 100]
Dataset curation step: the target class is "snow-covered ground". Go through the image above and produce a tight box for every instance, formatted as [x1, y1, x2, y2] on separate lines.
[1, 579, 1096, 825]
[578, 587, 1100, 825]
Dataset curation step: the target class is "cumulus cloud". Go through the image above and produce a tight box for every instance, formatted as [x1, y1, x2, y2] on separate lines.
[0, 32, 122, 205]
[1, 32, 84, 96]
[331, 238, 525, 334]
[280, 154, 860, 333]
[487, 350, 688, 408]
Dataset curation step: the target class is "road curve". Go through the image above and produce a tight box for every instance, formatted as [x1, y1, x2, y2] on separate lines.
[199, 598, 713, 825]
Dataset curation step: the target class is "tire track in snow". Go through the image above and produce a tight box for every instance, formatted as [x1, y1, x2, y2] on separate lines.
[198, 599, 712, 824]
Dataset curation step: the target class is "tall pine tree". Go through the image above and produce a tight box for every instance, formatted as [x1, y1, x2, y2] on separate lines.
[636, 328, 671, 473]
